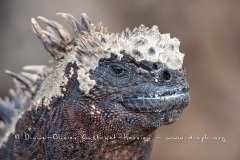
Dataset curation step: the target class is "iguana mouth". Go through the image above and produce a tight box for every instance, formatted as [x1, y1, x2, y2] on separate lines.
[125, 87, 188, 99]
[118, 86, 189, 113]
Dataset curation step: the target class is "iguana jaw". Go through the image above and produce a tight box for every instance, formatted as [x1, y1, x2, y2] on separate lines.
[117, 84, 189, 113]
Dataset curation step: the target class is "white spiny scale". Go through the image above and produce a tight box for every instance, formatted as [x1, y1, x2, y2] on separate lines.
[20, 72, 38, 82]
[5, 70, 32, 89]
[41, 30, 64, 47]
[12, 78, 25, 91]
[38, 16, 73, 44]
[46, 26, 56, 36]
[9, 89, 19, 106]
[56, 12, 82, 35]
[22, 65, 46, 74]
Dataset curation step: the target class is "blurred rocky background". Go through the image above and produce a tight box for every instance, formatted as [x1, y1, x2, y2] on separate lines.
[0, 0, 240, 159]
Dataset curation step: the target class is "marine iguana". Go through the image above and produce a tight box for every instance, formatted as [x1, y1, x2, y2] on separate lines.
[0, 13, 189, 159]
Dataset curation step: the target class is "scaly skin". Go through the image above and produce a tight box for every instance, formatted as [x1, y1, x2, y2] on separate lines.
[0, 13, 189, 160]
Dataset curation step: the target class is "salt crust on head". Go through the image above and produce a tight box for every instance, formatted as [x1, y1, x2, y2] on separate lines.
[118, 25, 184, 70]
[84, 24, 184, 70]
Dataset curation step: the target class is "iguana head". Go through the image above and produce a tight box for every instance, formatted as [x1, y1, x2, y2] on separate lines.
[87, 53, 189, 140]
[31, 13, 189, 144]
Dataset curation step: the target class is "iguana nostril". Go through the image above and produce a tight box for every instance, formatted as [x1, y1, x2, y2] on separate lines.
[153, 63, 161, 70]
[162, 70, 171, 81]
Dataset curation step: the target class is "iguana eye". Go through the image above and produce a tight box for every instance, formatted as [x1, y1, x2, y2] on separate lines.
[110, 65, 125, 76]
